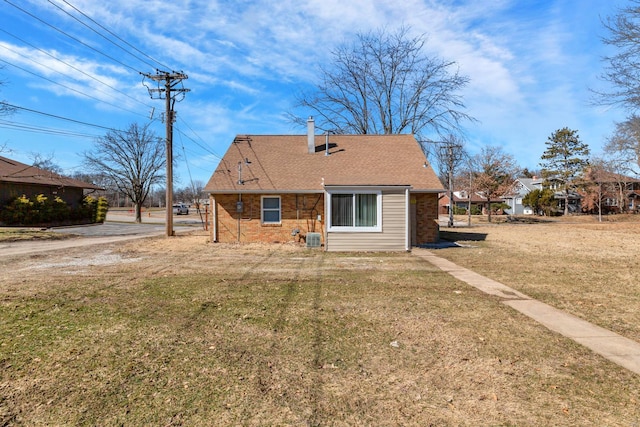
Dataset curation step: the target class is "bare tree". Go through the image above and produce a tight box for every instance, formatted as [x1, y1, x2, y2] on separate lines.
[0, 102, 13, 118]
[0, 67, 14, 118]
[0, 69, 16, 153]
[434, 135, 467, 226]
[30, 152, 64, 175]
[175, 180, 205, 208]
[583, 158, 621, 221]
[471, 146, 519, 223]
[605, 115, 640, 175]
[71, 171, 121, 206]
[289, 26, 473, 144]
[597, 2, 640, 110]
[83, 123, 165, 223]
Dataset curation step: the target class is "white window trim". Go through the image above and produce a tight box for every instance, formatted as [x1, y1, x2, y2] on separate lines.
[327, 190, 382, 233]
[261, 195, 281, 224]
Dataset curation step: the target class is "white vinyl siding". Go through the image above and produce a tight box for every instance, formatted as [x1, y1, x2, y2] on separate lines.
[327, 191, 406, 251]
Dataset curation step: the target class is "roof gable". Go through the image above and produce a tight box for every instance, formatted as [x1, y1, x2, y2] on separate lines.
[205, 134, 444, 193]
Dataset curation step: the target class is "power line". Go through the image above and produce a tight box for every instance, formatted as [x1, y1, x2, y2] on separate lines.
[47, 0, 160, 71]
[1, 101, 118, 131]
[0, 48, 148, 117]
[0, 56, 147, 118]
[178, 131, 196, 187]
[174, 123, 222, 160]
[0, 28, 154, 111]
[57, 0, 172, 72]
[175, 134, 219, 178]
[0, 119, 99, 138]
[3, 0, 142, 74]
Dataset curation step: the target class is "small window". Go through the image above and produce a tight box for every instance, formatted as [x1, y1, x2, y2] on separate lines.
[261, 196, 281, 224]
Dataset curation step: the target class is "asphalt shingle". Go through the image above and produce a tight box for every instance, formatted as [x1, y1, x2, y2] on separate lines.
[205, 134, 444, 193]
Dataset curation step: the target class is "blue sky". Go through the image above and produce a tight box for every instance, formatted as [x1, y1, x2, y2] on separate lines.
[0, 0, 629, 187]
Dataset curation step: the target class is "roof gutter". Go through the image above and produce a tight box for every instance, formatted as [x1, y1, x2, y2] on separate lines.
[205, 189, 325, 195]
[323, 185, 412, 190]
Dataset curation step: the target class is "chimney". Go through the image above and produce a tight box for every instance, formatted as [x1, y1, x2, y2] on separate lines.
[307, 116, 315, 154]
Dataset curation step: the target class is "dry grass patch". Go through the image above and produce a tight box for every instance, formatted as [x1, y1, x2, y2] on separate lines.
[0, 228, 73, 242]
[1, 233, 639, 425]
[438, 218, 640, 343]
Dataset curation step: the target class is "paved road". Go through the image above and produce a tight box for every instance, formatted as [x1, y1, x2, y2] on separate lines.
[51, 221, 197, 237]
[0, 212, 207, 257]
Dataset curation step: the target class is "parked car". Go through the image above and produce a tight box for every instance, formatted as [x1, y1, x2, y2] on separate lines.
[172, 204, 189, 215]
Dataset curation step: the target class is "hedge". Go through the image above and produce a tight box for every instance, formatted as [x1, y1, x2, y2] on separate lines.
[0, 194, 109, 226]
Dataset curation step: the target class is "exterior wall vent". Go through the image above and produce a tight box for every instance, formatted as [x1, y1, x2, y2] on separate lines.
[306, 232, 321, 248]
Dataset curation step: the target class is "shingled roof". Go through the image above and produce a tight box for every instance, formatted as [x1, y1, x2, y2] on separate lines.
[0, 155, 100, 190]
[205, 134, 444, 193]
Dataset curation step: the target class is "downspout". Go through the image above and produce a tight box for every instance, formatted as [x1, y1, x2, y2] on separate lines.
[323, 188, 328, 251]
[210, 194, 217, 242]
[405, 188, 410, 251]
[237, 193, 242, 243]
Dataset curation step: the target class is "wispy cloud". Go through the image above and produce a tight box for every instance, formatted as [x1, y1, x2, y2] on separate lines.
[0, 0, 629, 179]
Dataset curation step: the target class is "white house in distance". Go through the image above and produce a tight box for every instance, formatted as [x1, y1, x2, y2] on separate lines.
[503, 178, 540, 215]
[504, 177, 583, 215]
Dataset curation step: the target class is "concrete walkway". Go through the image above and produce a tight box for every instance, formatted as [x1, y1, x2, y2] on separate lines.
[413, 248, 640, 376]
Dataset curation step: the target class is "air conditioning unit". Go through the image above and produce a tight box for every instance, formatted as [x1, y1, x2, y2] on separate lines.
[306, 232, 321, 248]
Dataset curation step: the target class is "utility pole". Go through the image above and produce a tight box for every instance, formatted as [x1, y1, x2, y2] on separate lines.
[435, 136, 465, 228]
[142, 70, 189, 237]
[448, 144, 455, 228]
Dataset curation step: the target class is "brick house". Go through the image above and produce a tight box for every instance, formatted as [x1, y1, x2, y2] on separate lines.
[438, 191, 499, 215]
[0, 155, 100, 207]
[204, 120, 444, 251]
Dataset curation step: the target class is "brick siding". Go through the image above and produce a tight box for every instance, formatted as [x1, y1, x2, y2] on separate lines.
[414, 193, 439, 244]
[210, 192, 439, 246]
[211, 193, 324, 244]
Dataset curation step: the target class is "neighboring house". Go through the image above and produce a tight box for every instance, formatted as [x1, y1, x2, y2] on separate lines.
[503, 178, 540, 215]
[629, 191, 640, 213]
[0, 155, 100, 207]
[503, 177, 581, 215]
[582, 170, 640, 214]
[439, 190, 499, 215]
[204, 120, 444, 251]
[546, 177, 582, 214]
